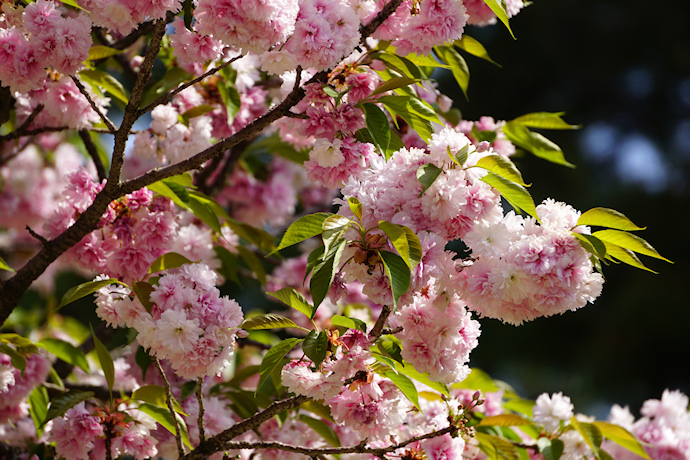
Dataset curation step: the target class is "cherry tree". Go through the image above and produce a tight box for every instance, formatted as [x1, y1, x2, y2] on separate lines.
[0, 0, 680, 459]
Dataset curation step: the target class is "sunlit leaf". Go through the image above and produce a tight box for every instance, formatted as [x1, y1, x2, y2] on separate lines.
[379, 250, 410, 309]
[267, 287, 314, 319]
[481, 172, 538, 219]
[138, 403, 192, 449]
[480, 0, 515, 38]
[592, 230, 671, 262]
[478, 414, 532, 427]
[149, 252, 195, 274]
[87, 45, 123, 61]
[578, 207, 645, 231]
[378, 221, 422, 269]
[593, 422, 650, 459]
[79, 69, 129, 103]
[417, 163, 443, 197]
[475, 154, 529, 186]
[271, 213, 333, 255]
[257, 338, 303, 393]
[455, 35, 500, 66]
[435, 45, 470, 98]
[241, 313, 300, 331]
[384, 370, 420, 411]
[331, 315, 368, 332]
[362, 103, 391, 156]
[512, 112, 580, 130]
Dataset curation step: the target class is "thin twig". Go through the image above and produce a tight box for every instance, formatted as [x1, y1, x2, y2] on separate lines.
[139, 56, 242, 116]
[79, 130, 107, 181]
[0, 105, 44, 142]
[71, 76, 117, 133]
[196, 377, 206, 443]
[25, 226, 48, 246]
[154, 357, 186, 458]
[0, 125, 70, 143]
[369, 304, 392, 341]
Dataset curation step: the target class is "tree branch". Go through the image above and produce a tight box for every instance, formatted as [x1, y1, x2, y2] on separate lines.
[71, 76, 117, 133]
[369, 304, 392, 341]
[181, 395, 310, 460]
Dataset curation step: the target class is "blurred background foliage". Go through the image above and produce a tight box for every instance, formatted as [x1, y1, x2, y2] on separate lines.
[440, 0, 690, 416]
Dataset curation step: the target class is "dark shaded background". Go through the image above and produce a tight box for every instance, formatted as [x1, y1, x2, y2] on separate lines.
[439, 0, 690, 417]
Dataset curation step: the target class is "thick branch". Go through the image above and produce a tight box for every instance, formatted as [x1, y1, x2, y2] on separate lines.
[181, 395, 309, 460]
[369, 304, 392, 341]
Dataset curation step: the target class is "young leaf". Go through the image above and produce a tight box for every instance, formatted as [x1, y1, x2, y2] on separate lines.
[362, 103, 391, 155]
[0, 255, 14, 273]
[480, 0, 516, 38]
[391, 361, 449, 396]
[57, 278, 124, 310]
[378, 221, 422, 269]
[475, 154, 529, 186]
[271, 212, 333, 254]
[376, 339, 403, 364]
[149, 252, 195, 274]
[148, 179, 191, 210]
[267, 287, 314, 319]
[79, 69, 129, 103]
[218, 83, 241, 125]
[303, 330, 329, 367]
[132, 385, 184, 414]
[570, 417, 603, 451]
[87, 45, 123, 61]
[478, 414, 532, 427]
[132, 281, 154, 313]
[38, 338, 90, 374]
[512, 112, 580, 130]
[42, 389, 94, 426]
[348, 197, 363, 221]
[379, 250, 411, 309]
[476, 432, 520, 460]
[592, 230, 671, 262]
[375, 53, 425, 80]
[481, 172, 538, 219]
[384, 370, 420, 411]
[454, 35, 500, 66]
[503, 121, 575, 168]
[578, 208, 646, 231]
[370, 76, 420, 97]
[601, 243, 657, 273]
[593, 421, 650, 459]
[417, 163, 443, 197]
[241, 313, 300, 331]
[310, 238, 346, 309]
[137, 403, 193, 449]
[92, 329, 114, 393]
[331, 315, 367, 333]
[181, 104, 216, 120]
[454, 367, 500, 393]
[257, 338, 303, 392]
[299, 415, 341, 447]
[573, 233, 607, 260]
[322, 215, 351, 255]
[435, 45, 470, 98]
[378, 95, 438, 141]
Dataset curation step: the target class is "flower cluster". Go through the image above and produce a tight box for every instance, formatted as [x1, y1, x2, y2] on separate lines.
[95, 263, 244, 379]
[80, 0, 182, 35]
[0, 0, 92, 93]
[0, 351, 51, 423]
[43, 169, 179, 283]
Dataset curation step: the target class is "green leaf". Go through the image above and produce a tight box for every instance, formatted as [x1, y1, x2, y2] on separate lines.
[479, 414, 532, 427]
[370, 76, 421, 98]
[538, 437, 564, 460]
[475, 155, 529, 186]
[87, 45, 123, 61]
[362, 103, 391, 156]
[305, 245, 325, 284]
[503, 121, 575, 168]
[183, 0, 193, 29]
[258, 338, 303, 393]
[218, 82, 241, 125]
[303, 330, 329, 367]
[602, 243, 657, 273]
[237, 245, 267, 285]
[148, 179, 191, 210]
[79, 69, 129, 103]
[384, 370, 420, 411]
[132, 281, 154, 313]
[180, 104, 215, 119]
[38, 338, 89, 374]
[417, 163, 443, 197]
[481, 172, 538, 219]
[28, 386, 49, 435]
[57, 278, 124, 310]
[135, 346, 152, 381]
[502, 398, 535, 417]
[58, 0, 89, 11]
[42, 389, 94, 426]
[92, 329, 114, 393]
[454, 35, 500, 66]
[331, 315, 367, 333]
[140, 67, 193, 108]
[268, 287, 314, 319]
[386, 359, 449, 396]
[375, 53, 425, 80]
[137, 403, 192, 449]
[379, 250, 410, 309]
[378, 95, 440, 141]
[310, 238, 346, 309]
[348, 197, 363, 221]
[149, 252, 195, 274]
[241, 313, 300, 331]
[512, 112, 580, 130]
[573, 233, 607, 260]
[578, 208, 646, 231]
[378, 221, 422, 270]
[188, 193, 222, 234]
[570, 417, 603, 451]
[481, 0, 516, 39]
[132, 385, 184, 414]
[322, 215, 352, 255]
[299, 415, 341, 447]
[225, 217, 276, 253]
[0, 344, 26, 375]
[476, 432, 520, 460]
[435, 45, 470, 98]
[592, 230, 671, 262]
[0, 255, 14, 272]
[593, 421, 650, 459]
[376, 338, 403, 364]
[271, 213, 333, 255]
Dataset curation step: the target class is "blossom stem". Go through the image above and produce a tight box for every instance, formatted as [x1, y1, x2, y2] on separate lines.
[154, 357, 185, 458]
